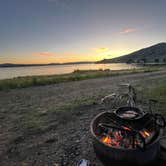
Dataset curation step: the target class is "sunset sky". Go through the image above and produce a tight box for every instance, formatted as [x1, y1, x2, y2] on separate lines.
[1, 0, 166, 64]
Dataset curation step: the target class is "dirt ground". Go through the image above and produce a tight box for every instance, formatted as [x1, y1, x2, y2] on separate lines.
[0, 70, 166, 166]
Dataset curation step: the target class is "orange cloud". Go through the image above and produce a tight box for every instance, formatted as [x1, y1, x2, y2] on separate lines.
[120, 28, 137, 34]
[32, 52, 55, 57]
[94, 47, 110, 53]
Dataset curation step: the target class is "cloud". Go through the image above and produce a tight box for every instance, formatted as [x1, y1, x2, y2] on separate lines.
[47, 0, 72, 9]
[47, 0, 59, 2]
[94, 47, 110, 53]
[47, 0, 71, 5]
[32, 52, 55, 57]
[120, 28, 137, 34]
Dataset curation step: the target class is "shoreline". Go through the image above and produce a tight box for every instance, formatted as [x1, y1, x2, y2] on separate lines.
[0, 66, 164, 90]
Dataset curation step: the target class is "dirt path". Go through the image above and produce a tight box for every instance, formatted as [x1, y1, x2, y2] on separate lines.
[0, 70, 166, 166]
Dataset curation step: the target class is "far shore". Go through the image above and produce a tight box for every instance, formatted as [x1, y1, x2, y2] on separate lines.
[0, 62, 95, 68]
[0, 62, 166, 68]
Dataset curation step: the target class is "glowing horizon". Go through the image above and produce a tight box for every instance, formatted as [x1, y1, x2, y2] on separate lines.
[0, 47, 140, 64]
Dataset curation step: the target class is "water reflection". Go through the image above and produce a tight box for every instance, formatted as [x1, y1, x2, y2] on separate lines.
[0, 63, 139, 80]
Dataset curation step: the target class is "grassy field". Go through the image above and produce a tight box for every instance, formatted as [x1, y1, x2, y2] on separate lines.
[137, 78, 166, 115]
[0, 66, 163, 90]
[20, 78, 166, 133]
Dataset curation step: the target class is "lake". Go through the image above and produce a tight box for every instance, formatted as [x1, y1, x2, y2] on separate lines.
[0, 63, 139, 80]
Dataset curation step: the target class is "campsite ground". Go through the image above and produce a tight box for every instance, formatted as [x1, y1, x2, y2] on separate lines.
[0, 69, 166, 165]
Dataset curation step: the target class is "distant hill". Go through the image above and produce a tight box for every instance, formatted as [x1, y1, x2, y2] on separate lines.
[99, 43, 166, 64]
[0, 61, 94, 68]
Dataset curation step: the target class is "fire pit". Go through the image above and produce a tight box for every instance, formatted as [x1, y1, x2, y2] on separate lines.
[90, 85, 166, 165]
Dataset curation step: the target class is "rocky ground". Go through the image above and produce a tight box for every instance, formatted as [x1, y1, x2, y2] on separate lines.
[0, 70, 166, 166]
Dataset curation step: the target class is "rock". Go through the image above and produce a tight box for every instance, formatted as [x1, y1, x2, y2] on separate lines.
[75, 140, 80, 143]
[13, 135, 24, 144]
[45, 138, 57, 143]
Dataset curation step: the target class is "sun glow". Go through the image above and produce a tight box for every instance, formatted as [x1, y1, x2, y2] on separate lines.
[2, 46, 136, 64]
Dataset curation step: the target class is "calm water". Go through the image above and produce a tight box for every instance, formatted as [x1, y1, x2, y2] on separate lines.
[0, 63, 139, 80]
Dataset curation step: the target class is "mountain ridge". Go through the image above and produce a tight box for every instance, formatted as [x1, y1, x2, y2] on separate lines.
[99, 42, 166, 63]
